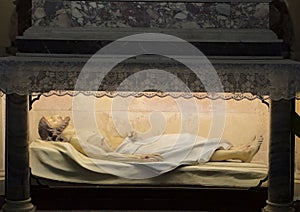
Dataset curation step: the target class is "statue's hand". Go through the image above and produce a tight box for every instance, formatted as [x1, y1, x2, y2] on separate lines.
[137, 153, 163, 162]
[127, 131, 137, 142]
[258, 135, 264, 144]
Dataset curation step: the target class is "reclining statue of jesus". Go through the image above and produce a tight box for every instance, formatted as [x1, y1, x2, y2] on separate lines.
[38, 115, 263, 164]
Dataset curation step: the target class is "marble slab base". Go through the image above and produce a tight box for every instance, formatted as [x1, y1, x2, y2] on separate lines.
[32, 0, 269, 29]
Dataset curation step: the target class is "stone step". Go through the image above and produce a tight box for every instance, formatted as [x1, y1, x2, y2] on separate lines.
[17, 26, 286, 56]
[20, 26, 279, 42]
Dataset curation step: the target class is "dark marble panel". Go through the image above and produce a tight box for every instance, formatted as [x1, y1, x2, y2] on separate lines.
[32, 0, 72, 27]
[231, 3, 269, 29]
[32, 1, 269, 29]
[70, 1, 231, 28]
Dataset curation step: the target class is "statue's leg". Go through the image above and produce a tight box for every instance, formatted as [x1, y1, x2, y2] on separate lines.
[209, 142, 262, 163]
[263, 99, 295, 212]
[2, 94, 35, 211]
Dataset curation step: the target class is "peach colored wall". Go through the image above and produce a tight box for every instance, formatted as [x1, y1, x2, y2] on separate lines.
[295, 101, 300, 181]
[295, 100, 300, 200]
[29, 93, 270, 164]
[0, 96, 3, 170]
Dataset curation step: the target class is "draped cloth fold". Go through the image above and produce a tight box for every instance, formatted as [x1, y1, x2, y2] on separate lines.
[29, 139, 267, 186]
[30, 133, 231, 179]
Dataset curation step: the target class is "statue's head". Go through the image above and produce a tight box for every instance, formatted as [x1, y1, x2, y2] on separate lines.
[38, 115, 70, 141]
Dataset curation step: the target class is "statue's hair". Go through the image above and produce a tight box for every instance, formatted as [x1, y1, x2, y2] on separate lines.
[38, 116, 70, 141]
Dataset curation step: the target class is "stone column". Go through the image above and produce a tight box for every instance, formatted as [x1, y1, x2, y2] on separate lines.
[2, 94, 35, 211]
[263, 99, 295, 212]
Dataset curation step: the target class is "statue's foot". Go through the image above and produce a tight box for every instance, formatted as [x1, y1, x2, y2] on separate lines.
[240, 136, 263, 163]
[230, 135, 258, 151]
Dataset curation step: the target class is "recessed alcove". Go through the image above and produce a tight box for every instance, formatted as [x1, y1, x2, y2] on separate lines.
[0, 0, 300, 210]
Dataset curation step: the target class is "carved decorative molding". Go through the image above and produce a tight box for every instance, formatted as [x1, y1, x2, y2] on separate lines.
[0, 56, 299, 100]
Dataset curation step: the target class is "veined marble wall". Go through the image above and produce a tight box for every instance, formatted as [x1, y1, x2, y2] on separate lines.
[295, 100, 300, 201]
[32, 0, 269, 29]
[0, 95, 4, 195]
[287, 0, 300, 60]
[0, 0, 14, 55]
[0, 96, 4, 170]
[296, 101, 300, 182]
